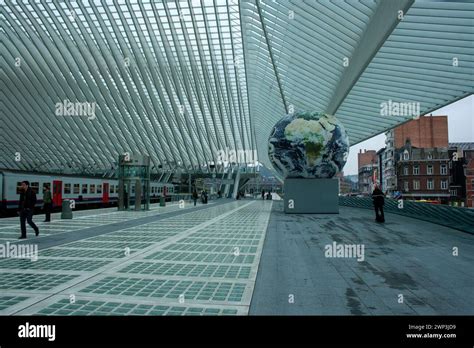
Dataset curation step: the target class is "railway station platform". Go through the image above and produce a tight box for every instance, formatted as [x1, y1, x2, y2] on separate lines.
[0, 199, 472, 316]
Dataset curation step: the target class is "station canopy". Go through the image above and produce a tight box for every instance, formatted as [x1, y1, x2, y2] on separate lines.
[1, 0, 473, 175]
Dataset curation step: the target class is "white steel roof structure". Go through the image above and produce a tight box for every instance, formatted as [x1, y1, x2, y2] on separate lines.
[1, 0, 473, 174]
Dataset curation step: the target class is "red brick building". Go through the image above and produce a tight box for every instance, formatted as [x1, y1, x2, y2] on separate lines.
[394, 115, 448, 148]
[384, 115, 449, 196]
[464, 150, 474, 208]
[396, 141, 450, 202]
[358, 150, 377, 194]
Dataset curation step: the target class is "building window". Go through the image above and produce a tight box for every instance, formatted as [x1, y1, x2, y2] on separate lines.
[450, 189, 457, 196]
[64, 183, 71, 194]
[73, 184, 80, 194]
[403, 166, 409, 175]
[427, 165, 433, 175]
[472, 179, 474, 187]
[43, 183, 51, 193]
[404, 181, 409, 191]
[403, 150, 409, 160]
[441, 180, 448, 190]
[30, 182, 39, 194]
[427, 179, 434, 190]
[413, 165, 419, 175]
[413, 180, 420, 190]
[427, 153, 433, 159]
[440, 164, 447, 175]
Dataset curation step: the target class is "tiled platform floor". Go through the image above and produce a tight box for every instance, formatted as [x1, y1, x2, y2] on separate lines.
[0, 200, 197, 242]
[0, 200, 272, 316]
[1, 199, 472, 316]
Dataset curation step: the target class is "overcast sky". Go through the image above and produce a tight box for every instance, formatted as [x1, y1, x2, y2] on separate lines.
[343, 95, 474, 176]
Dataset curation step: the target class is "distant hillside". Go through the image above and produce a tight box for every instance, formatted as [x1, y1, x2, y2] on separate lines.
[258, 165, 275, 178]
[344, 174, 358, 183]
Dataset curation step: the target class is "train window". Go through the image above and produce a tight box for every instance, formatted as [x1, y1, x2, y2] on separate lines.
[170, 187, 173, 193]
[82, 184, 88, 194]
[131, 185, 135, 194]
[73, 184, 80, 194]
[115, 185, 119, 193]
[16, 182, 22, 194]
[110, 185, 114, 194]
[64, 183, 71, 194]
[158, 187, 162, 193]
[43, 183, 50, 193]
[97, 184, 102, 194]
[30, 182, 39, 194]
[90, 184, 96, 194]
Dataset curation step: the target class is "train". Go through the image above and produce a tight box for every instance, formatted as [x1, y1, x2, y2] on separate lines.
[0, 170, 176, 216]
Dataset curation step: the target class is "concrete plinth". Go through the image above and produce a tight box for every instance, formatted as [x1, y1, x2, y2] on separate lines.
[284, 178, 339, 214]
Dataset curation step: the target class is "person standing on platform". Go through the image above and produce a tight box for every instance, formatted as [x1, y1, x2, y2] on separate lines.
[43, 185, 52, 222]
[371, 185, 385, 223]
[261, 189, 265, 200]
[18, 181, 39, 239]
[192, 189, 198, 206]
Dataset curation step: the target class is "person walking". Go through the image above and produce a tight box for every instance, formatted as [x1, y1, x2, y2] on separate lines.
[192, 189, 198, 206]
[372, 185, 385, 223]
[43, 185, 52, 222]
[18, 181, 39, 239]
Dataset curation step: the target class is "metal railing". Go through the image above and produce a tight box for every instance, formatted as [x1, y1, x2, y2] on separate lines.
[339, 197, 474, 234]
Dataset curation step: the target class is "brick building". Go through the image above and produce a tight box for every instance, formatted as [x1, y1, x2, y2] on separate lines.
[447, 143, 474, 207]
[382, 115, 449, 198]
[396, 140, 450, 202]
[358, 149, 377, 195]
[336, 172, 352, 194]
[393, 115, 448, 148]
[463, 150, 474, 208]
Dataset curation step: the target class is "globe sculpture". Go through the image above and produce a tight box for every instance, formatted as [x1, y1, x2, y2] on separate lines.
[268, 111, 349, 178]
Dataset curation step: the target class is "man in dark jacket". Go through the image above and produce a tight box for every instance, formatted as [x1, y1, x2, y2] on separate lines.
[371, 185, 385, 223]
[18, 181, 39, 239]
[43, 185, 52, 222]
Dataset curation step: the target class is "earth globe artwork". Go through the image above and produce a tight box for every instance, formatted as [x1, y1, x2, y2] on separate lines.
[268, 111, 349, 178]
